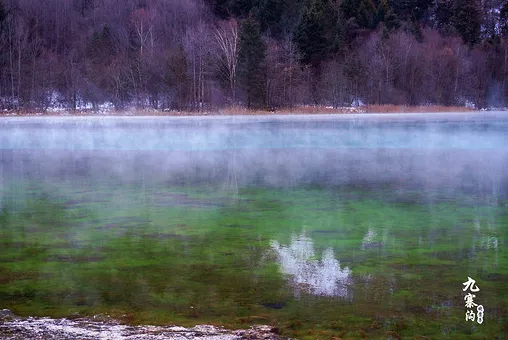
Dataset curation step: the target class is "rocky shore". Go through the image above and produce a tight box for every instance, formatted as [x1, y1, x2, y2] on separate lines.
[0, 310, 287, 340]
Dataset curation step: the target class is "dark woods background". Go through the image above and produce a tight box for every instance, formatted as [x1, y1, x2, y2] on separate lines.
[0, 0, 507, 111]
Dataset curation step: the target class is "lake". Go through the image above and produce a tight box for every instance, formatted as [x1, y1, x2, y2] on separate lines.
[0, 113, 507, 339]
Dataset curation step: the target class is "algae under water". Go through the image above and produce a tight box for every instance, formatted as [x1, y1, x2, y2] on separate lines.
[0, 113, 507, 339]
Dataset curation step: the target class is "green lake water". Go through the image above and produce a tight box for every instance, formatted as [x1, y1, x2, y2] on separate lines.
[0, 114, 507, 339]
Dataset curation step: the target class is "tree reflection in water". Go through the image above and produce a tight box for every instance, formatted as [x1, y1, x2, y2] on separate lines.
[270, 232, 352, 299]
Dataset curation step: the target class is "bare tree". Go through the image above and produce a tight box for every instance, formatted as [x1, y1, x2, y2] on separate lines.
[131, 8, 155, 57]
[264, 35, 303, 108]
[320, 60, 347, 108]
[280, 36, 300, 107]
[4, 11, 30, 109]
[214, 18, 238, 102]
[185, 21, 215, 111]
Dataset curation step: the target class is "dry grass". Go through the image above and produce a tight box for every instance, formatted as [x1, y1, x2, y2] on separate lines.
[217, 105, 359, 115]
[217, 104, 474, 115]
[0, 104, 474, 117]
[364, 104, 474, 113]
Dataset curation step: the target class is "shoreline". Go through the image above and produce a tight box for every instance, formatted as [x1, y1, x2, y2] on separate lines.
[0, 109, 505, 126]
[0, 310, 286, 340]
[0, 105, 483, 118]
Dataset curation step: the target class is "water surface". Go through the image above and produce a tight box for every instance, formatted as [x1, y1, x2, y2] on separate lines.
[1, 113, 507, 339]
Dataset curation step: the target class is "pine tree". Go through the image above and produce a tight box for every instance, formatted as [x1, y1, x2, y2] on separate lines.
[501, 1, 508, 36]
[435, 0, 455, 34]
[389, 0, 433, 22]
[377, 0, 389, 24]
[0, 0, 6, 25]
[206, 0, 232, 20]
[385, 9, 401, 31]
[294, 0, 328, 66]
[232, 0, 260, 18]
[257, 0, 284, 35]
[453, 0, 481, 46]
[238, 16, 267, 108]
[341, 0, 377, 30]
[87, 26, 116, 62]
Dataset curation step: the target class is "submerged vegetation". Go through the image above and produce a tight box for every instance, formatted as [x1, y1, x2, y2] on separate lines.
[1, 115, 507, 339]
[1, 181, 507, 339]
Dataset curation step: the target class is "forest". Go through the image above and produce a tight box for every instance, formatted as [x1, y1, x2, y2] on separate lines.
[1, 0, 508, 111]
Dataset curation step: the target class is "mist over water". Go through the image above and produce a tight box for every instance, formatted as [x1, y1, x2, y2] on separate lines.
[1, 112, 507, 338]
[1, 113, 507, 196]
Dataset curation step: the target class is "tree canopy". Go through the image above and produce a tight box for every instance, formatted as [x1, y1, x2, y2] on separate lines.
[0, 0, 507, 111]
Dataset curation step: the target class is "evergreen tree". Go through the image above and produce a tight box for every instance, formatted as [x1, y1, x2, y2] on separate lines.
[341, 0, 377, 30]
[257, 0, 284, 36]
[385, 9, 401, 31]
[500, 1, 508, 36]
[0, 0, 6, 26]
[238, 16, 267, 108]
[231, 0, 260, 18]
[294, 0, 329, 66]
[376, 0, 389, 24]
[453, 0, 481, 45]
[358, 0, 377, 28]
[87, 26, 116, 62]
[408, 17, 423, 41]
[435, 0, 455, 34]
[206, 0, 231, 19]
[381, 7, 400, 39]
[389, 0, 433, 22]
